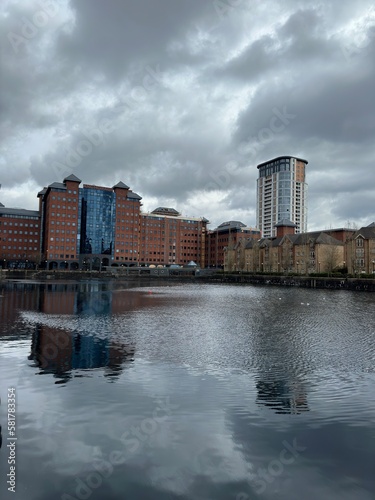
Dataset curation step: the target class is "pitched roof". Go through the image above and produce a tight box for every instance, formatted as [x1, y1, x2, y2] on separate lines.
[63, 174, 81, 183]
[275, 219, 296, 227]
[354, 224, 375, 239]
[48, 182, 66, 190]
[113, 181, 129, 189]
[127, 191, 142, 200]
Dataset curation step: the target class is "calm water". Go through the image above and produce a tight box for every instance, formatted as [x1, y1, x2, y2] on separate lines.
[0, 281, 374, 500]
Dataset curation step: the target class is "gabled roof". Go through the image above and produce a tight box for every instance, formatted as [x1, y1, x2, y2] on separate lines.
[113, 181, 129, 189]
[37, 187, 47, 197]
[0, 202, 4, 207]
[354, 224, 375, 240]
[63, 174, 81, 183]
[315, 233, 344, 245]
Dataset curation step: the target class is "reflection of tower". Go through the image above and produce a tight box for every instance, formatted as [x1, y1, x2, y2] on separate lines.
[250, 294, 310, 415]
[256, 379, 308, 414]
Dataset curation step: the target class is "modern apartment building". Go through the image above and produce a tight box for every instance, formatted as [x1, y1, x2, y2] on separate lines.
[139, 207, 209, 268]
[257, 156, 308, 238]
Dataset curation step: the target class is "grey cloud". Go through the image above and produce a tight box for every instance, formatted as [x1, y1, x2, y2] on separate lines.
[0, 0, 374, 230]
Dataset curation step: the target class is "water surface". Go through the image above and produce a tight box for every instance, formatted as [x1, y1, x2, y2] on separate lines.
[0, 281, 374, 499]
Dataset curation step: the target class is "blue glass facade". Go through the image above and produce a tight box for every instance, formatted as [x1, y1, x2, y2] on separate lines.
[277, 171, 292, 221]
[78, 187, 116, 256]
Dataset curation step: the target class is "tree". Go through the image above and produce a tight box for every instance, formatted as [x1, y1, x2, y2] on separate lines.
[322, 244, 343, 275]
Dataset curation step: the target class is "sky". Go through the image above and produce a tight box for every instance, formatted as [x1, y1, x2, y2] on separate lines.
[0, 0, 374, 231]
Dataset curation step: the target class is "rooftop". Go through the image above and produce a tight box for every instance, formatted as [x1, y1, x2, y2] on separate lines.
[275, 219, 297, 228]
[151, 207, 181, 216]
[113, 181, 130, 189]
[217, 220, 247, 229]
[0, 206, 40, 218]
[63, 174, 82, 183]
[257, 156, 308, 169]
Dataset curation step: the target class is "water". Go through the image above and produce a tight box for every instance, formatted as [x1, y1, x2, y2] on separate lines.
[0, 281, 374, 500]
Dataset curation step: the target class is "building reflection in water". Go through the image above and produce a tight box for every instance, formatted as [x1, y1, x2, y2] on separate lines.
[252, 295, 310, 415]
[256, 378, 308, 414]
[28, 283, 136, 383]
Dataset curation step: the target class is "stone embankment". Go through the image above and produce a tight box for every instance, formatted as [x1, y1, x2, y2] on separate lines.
[1, 269, 374, 291]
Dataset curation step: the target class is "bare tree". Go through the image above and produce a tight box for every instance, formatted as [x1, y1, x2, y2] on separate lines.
[322, 244, 343, 275]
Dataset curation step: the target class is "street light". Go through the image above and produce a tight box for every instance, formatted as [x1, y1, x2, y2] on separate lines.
[296, 261, 299, 274]
[318, 261, 321, 273]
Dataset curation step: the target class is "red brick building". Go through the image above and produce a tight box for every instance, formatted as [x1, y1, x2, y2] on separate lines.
[205, 221, 260, 268]
[0, 203, 41, 268]
[139, 207, 209, 267]
[38, 174, 81, 268]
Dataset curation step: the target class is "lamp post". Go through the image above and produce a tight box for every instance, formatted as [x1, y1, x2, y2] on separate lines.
[372, 260, 375, 274]
[296, 261, 299, 274]
[277, 261, 280, 274]
[261, 262, 264, 273]
[246, 261, 249, 272]
[318, 261, 321, 273]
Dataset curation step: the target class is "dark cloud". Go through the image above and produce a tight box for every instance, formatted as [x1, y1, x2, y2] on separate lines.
[0, 0, 374, 229]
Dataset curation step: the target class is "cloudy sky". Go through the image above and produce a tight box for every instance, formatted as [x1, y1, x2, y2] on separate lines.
[0, 0, 374, 230]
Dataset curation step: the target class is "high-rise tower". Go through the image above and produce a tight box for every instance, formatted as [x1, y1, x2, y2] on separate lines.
[256, 156, 308, 238]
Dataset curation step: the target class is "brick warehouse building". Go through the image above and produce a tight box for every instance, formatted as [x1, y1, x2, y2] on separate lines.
[0, 203, 41, 268]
